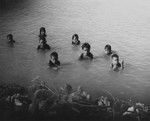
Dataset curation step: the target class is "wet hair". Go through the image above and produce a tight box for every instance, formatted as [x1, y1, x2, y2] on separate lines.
[39, 27, 46, 36]
[50, 52, 58, 60]
[105, 44, 111, 52]
[111, 54, 119, 61]
[72, 34, 79, 40]
[82, 42, 91, 52]
[7, 34, 13, 40]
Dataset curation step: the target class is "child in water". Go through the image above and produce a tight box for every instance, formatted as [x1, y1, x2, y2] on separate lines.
[49, 52, 60, 70]
[79, 42, 93, 60]
[72, 34, 80, 45]
[7, 34, 15, 44]
[37, 37, 50, 50]
[110, 54, 124, 71]
[37, 27, 50, 50]
[104, 44, 112, 55]
[39, 27, 47, 43]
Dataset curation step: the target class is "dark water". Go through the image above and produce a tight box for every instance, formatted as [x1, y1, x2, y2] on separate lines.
[1, 0, 150, 104]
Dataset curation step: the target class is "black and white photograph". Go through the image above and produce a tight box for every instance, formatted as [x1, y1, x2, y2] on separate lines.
[0, 0, 150, 121]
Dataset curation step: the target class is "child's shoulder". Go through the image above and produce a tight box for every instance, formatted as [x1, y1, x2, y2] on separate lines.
[88, 52, 93, 59]
[79, 53, 84, 60]
[77, 40, 81, 45]
[56, 60, 60, 66]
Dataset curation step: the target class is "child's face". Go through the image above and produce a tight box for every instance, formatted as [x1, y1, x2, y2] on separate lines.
[41, 30, 45, 35]
[105, 48, 110, 54]
[82, 47, 88, 54]
[7, 36, 11, 41]
[51, 55, 56, 62]
[112, 57, 118, 65]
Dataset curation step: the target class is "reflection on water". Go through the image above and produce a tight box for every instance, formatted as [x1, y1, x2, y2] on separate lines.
[0, 0, 150, 104]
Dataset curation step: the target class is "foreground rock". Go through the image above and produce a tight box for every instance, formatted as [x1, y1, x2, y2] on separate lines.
[0, 78, 150, 121]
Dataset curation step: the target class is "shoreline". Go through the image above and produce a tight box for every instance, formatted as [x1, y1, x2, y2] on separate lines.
[0, 77, 150, 121]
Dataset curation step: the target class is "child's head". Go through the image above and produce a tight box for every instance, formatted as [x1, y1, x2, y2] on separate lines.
[82, 43, 91, 54]
[104, 44, 112, 55]
[50, 52, 58, 61]
[72, 34, 79, 41]
[7, 34, 13, 41]
[39, 27, 46, 36]
[111, 54, 119, 64]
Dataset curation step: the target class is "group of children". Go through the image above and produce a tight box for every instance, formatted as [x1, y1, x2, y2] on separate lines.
[6, 27, 124, 71]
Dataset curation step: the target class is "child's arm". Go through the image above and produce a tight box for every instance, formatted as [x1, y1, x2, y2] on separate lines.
[110, 63, 113, 70]
[39, 35, 41, 43]
[121, 60, 124, 70]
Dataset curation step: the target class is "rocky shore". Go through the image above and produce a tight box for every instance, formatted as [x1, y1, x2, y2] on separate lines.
[0, 77, 150, 121]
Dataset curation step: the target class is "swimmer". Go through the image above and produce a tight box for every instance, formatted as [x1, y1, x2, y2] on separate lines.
[37, 37, 50, 50]
[110, 54, 124, 71]
[49, 52, 60, 70]
[72, 34, 80, 46]
[37, 27, 50, 50]
[104, 44, 112, 55]
[7, 34, 15, 44]
[39, 27, 47, 44]
[79, 42, 93, 60]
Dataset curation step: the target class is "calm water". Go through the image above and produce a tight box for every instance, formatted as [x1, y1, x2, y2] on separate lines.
[1, 0, 150, 104]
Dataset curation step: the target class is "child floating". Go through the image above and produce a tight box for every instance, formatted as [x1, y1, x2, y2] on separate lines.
[72, 34, 80, 46]
[110, 54, 124, 71]
[79, 42, 93, 60]
[49, 52, 60, 70]
[37, 27, 50, 50]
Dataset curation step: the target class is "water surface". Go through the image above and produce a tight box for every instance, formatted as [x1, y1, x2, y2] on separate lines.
[0, 0, 150, 104]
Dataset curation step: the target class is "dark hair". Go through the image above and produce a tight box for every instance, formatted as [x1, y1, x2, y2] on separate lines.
[111, 54, 119, 60]
[50, 52, 58, 60]
[105, 44, 111, 51]
[7, 34, 13, 40]
[72, 34, 79, 40]
[82, 42, 91, 52]
[39, 27, 46, 36]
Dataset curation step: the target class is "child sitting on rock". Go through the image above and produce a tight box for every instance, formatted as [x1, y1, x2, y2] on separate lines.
[79, 42, 93, 60]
